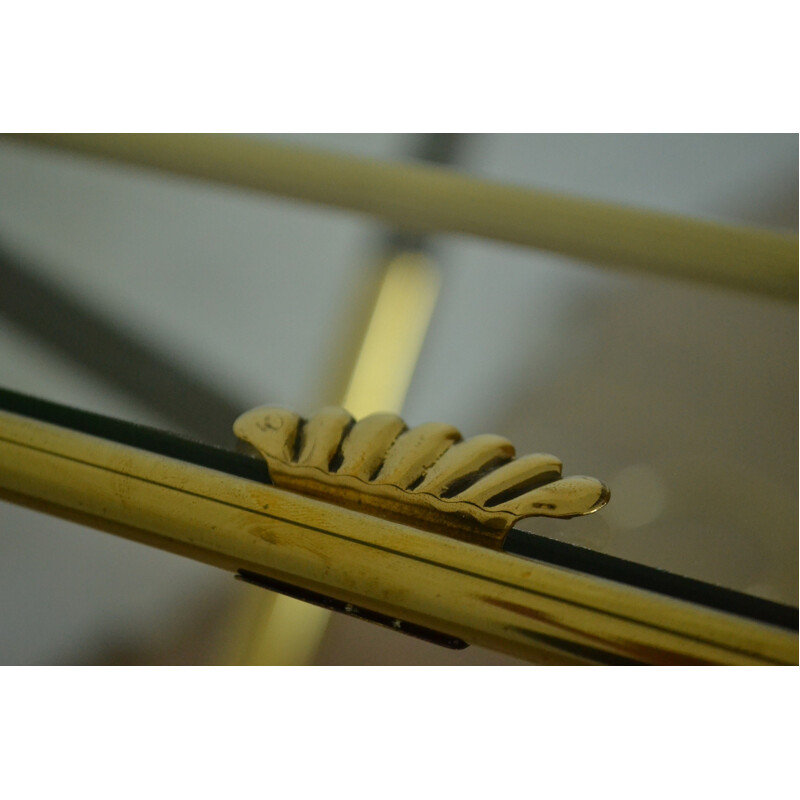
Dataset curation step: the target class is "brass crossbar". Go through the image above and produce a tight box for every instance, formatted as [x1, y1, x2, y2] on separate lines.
[0, 401, 796, 665]
[4, 133, 797, 300]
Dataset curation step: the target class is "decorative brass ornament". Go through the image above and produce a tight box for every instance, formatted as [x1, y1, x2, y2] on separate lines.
[234, 406, 609, 547]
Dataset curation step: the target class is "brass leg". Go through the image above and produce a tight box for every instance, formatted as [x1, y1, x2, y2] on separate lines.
[224, 252, 441, 665]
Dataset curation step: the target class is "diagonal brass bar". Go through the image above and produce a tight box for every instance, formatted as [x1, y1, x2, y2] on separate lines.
[3, 133, 796, 301]
[0, 408, 796, 665]
[229, 252, 441, 665]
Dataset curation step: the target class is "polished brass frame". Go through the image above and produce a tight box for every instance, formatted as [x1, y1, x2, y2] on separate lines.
[0, 134, 796, 665]
[1, 408, 794, 664]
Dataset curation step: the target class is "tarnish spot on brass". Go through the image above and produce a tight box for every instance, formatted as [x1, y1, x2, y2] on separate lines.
[483, 595, 713, 665]
[234, 406, 609, 547]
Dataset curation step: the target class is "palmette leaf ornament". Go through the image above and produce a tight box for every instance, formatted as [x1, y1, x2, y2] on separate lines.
[234, 406, 610, 547]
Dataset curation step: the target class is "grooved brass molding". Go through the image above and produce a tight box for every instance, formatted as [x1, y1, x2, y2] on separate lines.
[0, 405, 795, 664]
[234, 406, 610, 547]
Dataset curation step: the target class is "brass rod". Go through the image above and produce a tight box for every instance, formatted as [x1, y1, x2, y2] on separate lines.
[0, 408, 796, 665]
[232, 252, 441, 665]
[4, 133, 796, 301]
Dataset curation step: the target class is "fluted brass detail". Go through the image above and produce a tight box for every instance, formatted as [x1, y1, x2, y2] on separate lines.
[234, 406, 609, 547]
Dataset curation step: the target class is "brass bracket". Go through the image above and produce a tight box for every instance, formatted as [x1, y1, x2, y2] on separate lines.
[235, 570, 469, 650]
[235, 406, 609, 548]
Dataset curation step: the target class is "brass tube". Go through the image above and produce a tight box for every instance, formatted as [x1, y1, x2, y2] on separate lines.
[0, 408, 796, 665]
[4, 133, 796, 301]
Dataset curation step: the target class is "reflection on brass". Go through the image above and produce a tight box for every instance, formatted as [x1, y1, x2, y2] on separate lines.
[234, 406, 609, 546]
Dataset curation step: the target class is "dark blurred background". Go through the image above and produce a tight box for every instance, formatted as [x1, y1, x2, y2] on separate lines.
[0, 133, 796, 664]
